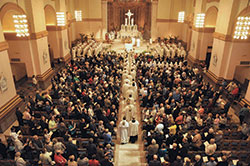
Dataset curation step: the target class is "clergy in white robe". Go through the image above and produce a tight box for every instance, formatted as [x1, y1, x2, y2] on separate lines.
[72, 47, 76, 59]
[124, 104, 136, 121]
[122, 82, 131, 94]
[124, 89, 136, 100]
[129, 118, 139, 143]
[77, 47, 81, 57]
[119, 117, 129, 144]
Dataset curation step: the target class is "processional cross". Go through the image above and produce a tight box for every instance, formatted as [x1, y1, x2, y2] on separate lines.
[125, 10, 134, 25]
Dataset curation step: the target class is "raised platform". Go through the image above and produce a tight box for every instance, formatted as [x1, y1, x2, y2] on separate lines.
[111, 40, 148, 53]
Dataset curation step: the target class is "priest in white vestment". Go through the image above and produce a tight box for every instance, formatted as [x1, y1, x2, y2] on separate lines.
[124, 104, 136, 121]
[119, 117, 129, 144]
[129, 117, 139, 143]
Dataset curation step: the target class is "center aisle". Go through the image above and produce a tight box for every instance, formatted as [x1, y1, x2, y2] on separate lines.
[114, 52, 146, 166]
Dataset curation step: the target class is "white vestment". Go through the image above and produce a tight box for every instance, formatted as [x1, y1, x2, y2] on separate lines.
[124, 89, 136, 100]
[124, 104, 136, 121]
[129, 120, 139, 137]
[122, 83, 131, 94]
[119, 120, 129, 143]
[72, 48, 76, 59]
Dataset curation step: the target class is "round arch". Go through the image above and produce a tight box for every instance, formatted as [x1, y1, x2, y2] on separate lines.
[44, 5, 56, 26]
[205, 6, 218, 27]
[0, 2, 26, 32]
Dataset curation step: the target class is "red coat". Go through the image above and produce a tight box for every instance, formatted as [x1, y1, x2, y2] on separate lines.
[89, 159, 100, 166]
[54, 154, 67, 166]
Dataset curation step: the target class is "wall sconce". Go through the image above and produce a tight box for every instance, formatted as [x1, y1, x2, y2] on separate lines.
[13, 14, 29, 37]
[195, 13, 205, 28]
[233, 16, 250, 40]
[56, 12, 66, 26]
[178, 11, 185, 23]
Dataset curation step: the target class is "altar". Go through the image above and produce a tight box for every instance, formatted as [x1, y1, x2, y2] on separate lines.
[117, 10, 142, 39]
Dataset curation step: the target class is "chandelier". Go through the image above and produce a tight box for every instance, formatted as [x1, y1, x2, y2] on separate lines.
[56, 12, 66, 26]
[195, 13, 205, 28]
[75, 10, 82, 22]
[178, 11, 185, 23]
[13, 14, 29, 37]
[233, 16, 250, 40]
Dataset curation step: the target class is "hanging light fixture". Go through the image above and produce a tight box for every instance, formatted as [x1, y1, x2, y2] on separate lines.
[75, 10, 82, 22]
[178, 11, 185, 23]
[13, 14, 30, 37]
[56, 12, 66, 26]
[195, 13, 205, 28]
[233, 16, 250, 40]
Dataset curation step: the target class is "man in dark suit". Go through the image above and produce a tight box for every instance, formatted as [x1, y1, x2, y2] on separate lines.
[66, 137, 78, 159]
[87, 138, 97, 158]
[15, 108, 23, 126]
[149, 155, 161, 166]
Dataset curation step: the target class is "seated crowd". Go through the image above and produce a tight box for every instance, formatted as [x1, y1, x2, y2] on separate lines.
[1, 51, 124, 166]
[136, 48, 250, 166]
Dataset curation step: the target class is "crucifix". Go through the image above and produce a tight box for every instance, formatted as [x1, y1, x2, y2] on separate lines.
[125, 9, 134, 25]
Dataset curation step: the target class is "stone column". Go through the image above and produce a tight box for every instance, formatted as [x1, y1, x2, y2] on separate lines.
[188, 0, 207, 63]
[0, 22, 22, 133]
[24, 0, 53, 89]
[54, 0, 71, 62]
[101, 0, 108, 40]
[151, 0, 158, 41]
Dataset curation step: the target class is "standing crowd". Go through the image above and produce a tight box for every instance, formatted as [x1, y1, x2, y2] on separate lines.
[136, 42, 250, 166]
[2, 50, 124, 166]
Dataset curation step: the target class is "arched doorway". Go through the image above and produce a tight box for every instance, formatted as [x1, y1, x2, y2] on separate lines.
[0, 3, 30, 84]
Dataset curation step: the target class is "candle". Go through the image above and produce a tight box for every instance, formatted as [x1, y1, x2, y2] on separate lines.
[131, 18, 134, 26]
[125, 18, 128, 26]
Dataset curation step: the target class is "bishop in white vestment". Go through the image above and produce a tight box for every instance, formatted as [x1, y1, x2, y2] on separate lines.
[119, 117, 129, 144]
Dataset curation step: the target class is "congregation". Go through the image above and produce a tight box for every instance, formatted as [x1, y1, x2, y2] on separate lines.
[135, 41, 250, 166]
[1, 47, 124, 166]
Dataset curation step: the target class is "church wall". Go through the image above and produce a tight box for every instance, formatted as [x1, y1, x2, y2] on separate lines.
[0, 0, 26, 12]
[199, 32, 214, 61]
[24, 0, 47, 33]
[214, 0, 238, 35]
[88, 0, 101, 19]
[43, 0, 56, 9]
[10, 63, 27, 82]
[74, 21, 102, 39]
[205, 1, 219, 11]
[78, 0, 89, 18]
[157, 0, 171, 19]
[33, 37, 51, 74]
[245, 83, 250, 102]
[170, 0, 184, 20]
[69, 23, 77, 43]
[224, 42, 250, 80]
[0, 50, 16, 108]
[234, 66, 250, 84]
[48, 31, 60, 59]
[189, 30, 200, 60]
[7, 40, 36, 77]
[180, 23, 190, 43]
[209, 38, 231, 78]
[60, 29, 70, 57]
